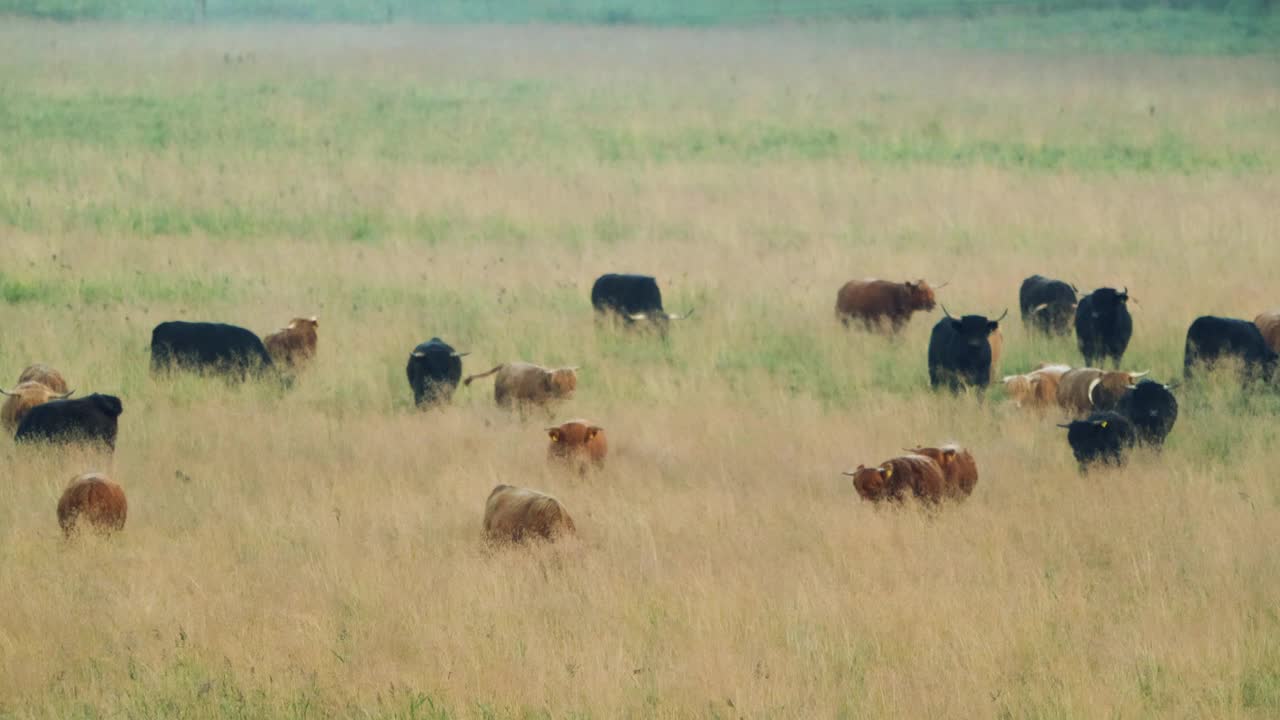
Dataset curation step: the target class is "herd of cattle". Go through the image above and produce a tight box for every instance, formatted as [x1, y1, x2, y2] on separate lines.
[6, 272, 1280, 541]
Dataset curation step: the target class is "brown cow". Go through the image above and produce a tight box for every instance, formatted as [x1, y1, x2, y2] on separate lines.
[483, 484, 576, 544]
[465, 362, 578, 410]
[907, 444, 979, 500]
[1256, 310, 1280, 354]
[835, 278, 940, 332]
[843, 454, 945, 504]
[17, 364, 69, 394]
[263, 317, 319, 370]
[547, 419, 607, 472]
[1057, 367, 1149, 416]
[1002, 363, 1072, 409]
[57, 473, 127, 538]
[1, 381, 74, 432]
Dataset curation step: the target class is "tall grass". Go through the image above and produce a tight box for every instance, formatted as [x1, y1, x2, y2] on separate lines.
[1, 21, 1280, 718]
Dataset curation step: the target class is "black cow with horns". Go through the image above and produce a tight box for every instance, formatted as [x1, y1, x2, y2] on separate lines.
[927, 307, 1006, 393]
[406, 338, 468, 408]
[1019, 274, 1077, 336]
[1075, 287, 1133, 367]
[590, 274, 692, 330]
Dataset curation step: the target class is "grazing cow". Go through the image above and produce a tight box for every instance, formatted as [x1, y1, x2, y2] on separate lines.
[57, 473, 127, 538]
[15, 393, 122, 449]
[17, 364, 69, 394]
[590, 274, 691, 328]
[547, 419, 608, 472]
[263, 317, 319, 370]
[483, 485, 576, 544]
[1056, 367, 1150, 416]
[927, 308, 1006, 392]
[1, 381, 74, 432]
[1019, 275, 1078, 335]
[464, 362, 578, 410]
[1075, 287, 1133, 367]
[406, 338, 468, 407]
[834, 278, 939, 332]
[1115, 379, 1178, 447]
[1255, 310, 1280, 354]
[150, 321, 274, 379]
[1060, 411, 1136, 471]
[1002, 363, 1072, 409]
[907, 444, 979, 500]
[1184, 316, 1278, 383]
[843, 454, 946, 504]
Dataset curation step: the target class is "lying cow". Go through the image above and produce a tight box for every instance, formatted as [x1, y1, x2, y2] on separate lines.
[406, 338, 468, 407]
[17, 364, 69, 394]
[14, 393, 123, 450]
[844, 454, 945, 504]
[150, 321, 274, 380]
[1056, 367, 1149, 417]
[263, 317, 319, 370]
[483, 485, 576, 544]
[1002, 363, 1072, 409]
[464, 362, 578, 410]
[1, 381, 74, 432]
[57, 473, 128, 538]
[907, 444, 979, 500]
[1060, 411, 1136, 471]
[834, 278, 939, 332]
[547, 419, 608, 473]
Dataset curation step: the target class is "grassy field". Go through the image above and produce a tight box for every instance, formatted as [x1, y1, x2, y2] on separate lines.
[2, 19, 1280, 719]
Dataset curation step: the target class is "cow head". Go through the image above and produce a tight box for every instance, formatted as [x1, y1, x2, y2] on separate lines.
[843, 464, 893, 501]
[91, 394, 124, 418]
[1087, 370, 1149, 409]
[548, 421, 603, 448]
[943, 306, 1005, 346]
[1089, 287, 1130, 319]
[546, 367, 579, 398]
[905, 280, 938, 312]
[288, 317, 319, 331]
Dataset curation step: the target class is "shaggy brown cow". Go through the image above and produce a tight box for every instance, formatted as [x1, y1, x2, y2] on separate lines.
[17, 364, 69, 394]
[465, 362, 578, 410]
[907, 444, 979, 499]
[1057, 367, 1149, 416]
[988, 326, 1004, 383]
[547, 419, 607, 472]
[57, 473, 127, 538]
[843, 454, 945, 504]
[263, 317, 319, 370]
[1, 381, 74, 432]
[835, 278, 939, 332]
[1256, 310, 1280, 354]
[483, 484, 576, 544]
[1002, 363, 1072, 409]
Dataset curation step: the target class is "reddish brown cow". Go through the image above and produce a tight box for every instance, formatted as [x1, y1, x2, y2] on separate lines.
[483, 485, 576, 544]
[57, 473, 127, 538]
[843, 454, 945, 504]
[1057, 367, 1149, 417]
[1, 381, 74, 432]
[907, 444, 979, 500]
[263, 317, 319, 370]
[17, 364, 69, 394]
[835, 279, 939, 332]
[547, 419, 608, 472]
[1256, 310, 1280, 354]
[465, 362, 578, 410]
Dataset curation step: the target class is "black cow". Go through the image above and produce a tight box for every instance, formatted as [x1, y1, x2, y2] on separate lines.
[927, 308, 1005, 392]
[1184, 316, 1278, 383]
[1115, 380, 1178, 447]
[590, 274, 691, 328]
[14, 393, 122, 450]
[1059, 411, 1135, 471]
[406, 338, 467, 407]
[1075, 288, 1132, 367]
[1019, 275, 1077, 335]
[150, 321, 274, 379]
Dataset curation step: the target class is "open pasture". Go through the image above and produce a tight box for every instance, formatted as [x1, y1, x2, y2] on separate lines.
[2, 20, 1280, 718]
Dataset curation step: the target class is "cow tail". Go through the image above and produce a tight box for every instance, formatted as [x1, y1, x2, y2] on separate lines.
[463, 366, 503, 386]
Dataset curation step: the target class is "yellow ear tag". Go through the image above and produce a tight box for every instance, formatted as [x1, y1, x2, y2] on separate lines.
[1101, 421, 1109, 428]
[883, 466, 893, 479]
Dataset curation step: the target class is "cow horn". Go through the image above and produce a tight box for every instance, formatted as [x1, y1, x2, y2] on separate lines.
[56, 389, 75, 399]
[993, 308, 1009, 322]
[0, 387, 13, 396]
[451, 351, 469, 358]
[1056, 423, 1072, 429]
[1131, 370, 1149, 379]
[667, 307, 694, 321]
[840, 470, 857, 477]
[1087, 378, 1103, 405]
[941, 305, 954, 319]
[1164, 382, 1179, 390]
[1031, 303, 1050, 313]
[628, 312, 648, 320]
[411, 351, 426, 358]
[934, 280, 950, 289]
[1126, 385, 1138, 391]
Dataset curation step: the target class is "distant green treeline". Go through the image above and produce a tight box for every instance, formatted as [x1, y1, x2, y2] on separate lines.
[0, 0, 1274, 24]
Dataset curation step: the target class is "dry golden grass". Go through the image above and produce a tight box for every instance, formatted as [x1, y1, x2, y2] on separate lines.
[1, 21, 1280, 719]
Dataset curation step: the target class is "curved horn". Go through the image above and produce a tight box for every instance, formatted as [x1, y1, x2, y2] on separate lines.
[1164, 382, 1179, 390]
[451, 352, 469, 358]
[840, 470, 857, 477]
[628, 312, 648, 320]
[1056, 423, 1073, 429]
[0, 387, 14, 396]
[941, 305, 954, 319]
[1031, 303, 1050, 313]
[55, 389, 75, 399]
[934, 280, 950, 289]
[994, 308, 1009, 322]
[1131, 370, 1149, 379]
[1087, 378, 1103, 406]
